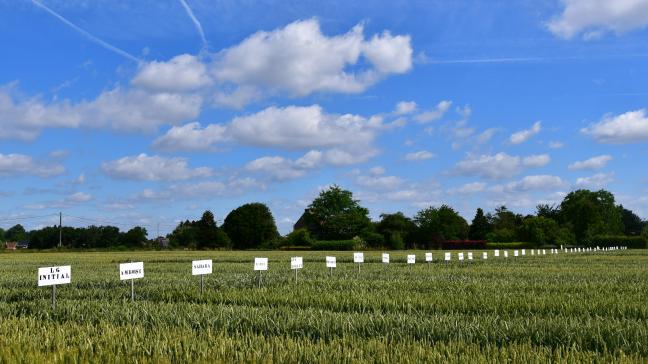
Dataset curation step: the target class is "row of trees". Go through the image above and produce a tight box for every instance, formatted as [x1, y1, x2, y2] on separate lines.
[3, 186, 647, 250]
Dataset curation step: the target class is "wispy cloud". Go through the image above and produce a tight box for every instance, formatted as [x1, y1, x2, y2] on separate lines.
[178, 0, 208, 49]
[31, 0, 140, 63]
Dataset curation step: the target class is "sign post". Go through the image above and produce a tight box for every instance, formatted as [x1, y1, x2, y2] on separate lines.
[38, 265, 71, 309]
[254, 258, 268, 288]
[407, 254, 415, 269]
[468, 252, 473, 263]
[353, 252, 364, 275]
[425, 252, 433, 268]
[326, 256, 336, 276]
[444, 252, 451, 266]
[119, 262, 144, 301]
[483, 251, 488, 260]
[192, 259, 212, 294]
[291, 257, 303, 282]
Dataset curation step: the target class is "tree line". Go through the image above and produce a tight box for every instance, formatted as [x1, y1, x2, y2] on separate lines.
[2, 186, 647, 250]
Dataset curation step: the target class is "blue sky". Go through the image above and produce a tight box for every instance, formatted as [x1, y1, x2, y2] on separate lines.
[1, 0, 648, 236]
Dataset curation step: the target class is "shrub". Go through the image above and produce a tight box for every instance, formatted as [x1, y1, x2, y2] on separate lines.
[311, 240, 357, 250]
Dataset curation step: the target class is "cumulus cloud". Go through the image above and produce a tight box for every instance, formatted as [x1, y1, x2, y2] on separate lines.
[414, 100, 452, 123]
[547, 0, 648, 39]
[64, 192, 92, 203]
[212, 19, 412, 103]
[354, 173, 403, 190]
[581, 109, 648, 143]
[394, 101, 417, 115]
[510, 121, 542, 144]
[448, 182, 486, 194]
[132, 54, 211, 92]
[568, 155, 613, 170]
[0, 153, 65, 177]
[502, 175, 567, 192]
[0, 85, 202, 140]
[153, 122, 227, 151]
[453, 152, 550, 179]
[576, 172, 614, 188]
[405, 150, 435, 161]
[228, 104, 377, 150]
[102, 154, 212, 181]
[245, 156, 307, 181]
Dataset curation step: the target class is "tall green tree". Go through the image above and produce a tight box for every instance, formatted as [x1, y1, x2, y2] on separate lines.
[618, 205, 643, 236]
[122, 227, 148, 248]
[376, 212, 416, 249]
[518, 216, 574, 247]
[469, 208, 491, 240]
[5, 224, 27, 242]
[223, 203, 279, 249]
[486, 206, 523, 242]
[536, 204, 560, 221]
[559, 189, 623, 242]
[414, 205, 469, 247]
[0, 227, 5, 242]
[301, 185, 372, 240]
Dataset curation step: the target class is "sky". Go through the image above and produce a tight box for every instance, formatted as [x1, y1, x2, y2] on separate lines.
[1, 0, 648, 236]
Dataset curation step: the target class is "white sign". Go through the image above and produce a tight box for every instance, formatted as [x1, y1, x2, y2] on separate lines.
[291, 257, 303, 270]
[468, 252, 473, 260]
[504, 251, 509, 258]
[514, 250, 519, 257]
[119, 262, 144, 281]
[326, 256, 336, 268]
[38, 265, 71, 287]
[425, 252, 433, 262]
[407, 254, 416, 264]
[482, 252, 488, 259]
[444, 252, 451, 261]
[382, 253, 390, 264]
[531, 249, 535, 255]
[542, 249, 546, 255]
[254, 258, 268, 271]
[353, 252, 364, 263]
[494, 249, 500, 257]
[458, 252, 464, 261]
[521, 249, 526, 256]
[192, 259, 212, 276]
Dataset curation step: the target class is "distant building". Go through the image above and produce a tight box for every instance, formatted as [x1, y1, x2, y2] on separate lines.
[4, 242, 17, 250]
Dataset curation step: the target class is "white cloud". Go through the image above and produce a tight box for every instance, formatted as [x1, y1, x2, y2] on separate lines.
[503, 175, 567, 191]
[355, 173, 403, 190]
[394, 101, 417, 115]
[153, 122, 227, 151]
[448, 182, 487, 194]
[212, 19, 412, 102]
[405, 150, 435, 161]
[64, 192, 92, 203]
[547, 0, 648, 39]
[245, 156, 306, 180]
[132, 54, 211, 92]
[415, 100, 452, 123]
[453, 152, 550, 179]
[568, 155, 613, 170]
[0, 153, 65, 177]
[576, 172, 615, 188]
[549, 141, 564, 149]
[0, 85, 202, 139]
[102, 154, 212, 181]
[228, 104, 376, 149]
[581, 109, 648, 143]
[510, 121, 542, 144]
[522, 154, 551, 168]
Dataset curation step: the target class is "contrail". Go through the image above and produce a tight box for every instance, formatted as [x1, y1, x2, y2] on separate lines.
[31, 0, 140, 63]
[178, 0, 208, 49]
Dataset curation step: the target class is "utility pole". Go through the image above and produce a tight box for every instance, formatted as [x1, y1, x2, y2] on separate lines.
[58, 212, 62, 248]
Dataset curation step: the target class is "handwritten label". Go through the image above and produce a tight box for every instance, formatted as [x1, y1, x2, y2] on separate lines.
[353, 252, 364, 263]
[291, 257, 303, 270]
[425, 252, 433, 262]
[192, 259, 212, 276]
[444, 252, 451, 261]
[458, 252, 464, 261]
[38, 265, 71, 287]
[254, 258, 268, 271]
[326, 256, 336, 268]
[521, 249, 526, 256]
[494, 249, 500, 257]
[514, 250, 519, 257]
[119, 262, 144, 281]
[482, 252, 488, 259]
[468, 252, 473, 260]
[382, 253, 390, 264]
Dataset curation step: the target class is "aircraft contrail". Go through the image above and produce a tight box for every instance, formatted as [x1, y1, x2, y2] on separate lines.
[31, 0, 140, 63]
[178, 0, 208, 49]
